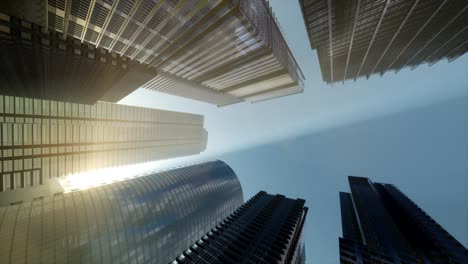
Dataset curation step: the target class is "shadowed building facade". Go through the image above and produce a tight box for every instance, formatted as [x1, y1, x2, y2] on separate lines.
[299, 0, 468, 83]
[339, 176, 468, 264]
[0, 160, 243, 264]
[0, 95, 207, 198]
[0, 13, 155, 104]
[171, 191, 308, 264]
[1, 0, 304, 106]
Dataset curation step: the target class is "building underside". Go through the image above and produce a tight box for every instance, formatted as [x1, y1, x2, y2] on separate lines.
[300, 0, 468, 83]
[0, 13, 154, 104]
[1, 0, 304, 106]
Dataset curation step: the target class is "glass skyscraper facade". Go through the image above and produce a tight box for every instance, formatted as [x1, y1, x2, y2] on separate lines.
[299, 0, 468, 83]
[339, 176, 468, 264]
[1, 0, 304, 106]
[171, 191, 308, 264]
[0, 95, 207, 194]
[0, 13, 155, 104]
[0, 160, 243, 264]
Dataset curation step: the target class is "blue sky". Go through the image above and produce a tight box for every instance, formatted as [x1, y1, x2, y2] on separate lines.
[120, 1, 468, 262]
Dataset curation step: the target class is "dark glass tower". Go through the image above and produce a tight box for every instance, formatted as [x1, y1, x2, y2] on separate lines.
[339, 176, 468, 264]
[0, 13, 155, 104]
[0, 160, 243, 264]
[170, 191, 308, 264]
[299, 0, 468, 83]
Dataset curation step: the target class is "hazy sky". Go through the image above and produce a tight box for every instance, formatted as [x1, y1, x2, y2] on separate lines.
[120, 0, 468, 263]
[218, 96, 468, 263]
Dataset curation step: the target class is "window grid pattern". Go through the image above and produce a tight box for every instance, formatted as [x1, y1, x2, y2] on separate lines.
[141, 72, 243, 107]
[0, 160, 243, 264]
[171, 191, 308, 264]
[6, 0, 304, 106]
[299, 0, 468, 83]
[339, 238, 420, 264]
[1, 0, 304, 106]
[144, 0, 304, 104]
[339, 176, 468, 263]
[0, 95, 207, 192]
[0, 14, 150, 105]
[375, 184, 468, 264]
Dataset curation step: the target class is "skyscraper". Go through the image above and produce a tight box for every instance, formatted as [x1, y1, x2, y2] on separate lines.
[171, 191, 308, 264]
[0, 160, 243, 264]
[0, 95, 207, 196]
[299, 0, 468, 83]
[1, 0, 304, 106]
[0, 13, 155, 104]
[339, 176, 468, 263]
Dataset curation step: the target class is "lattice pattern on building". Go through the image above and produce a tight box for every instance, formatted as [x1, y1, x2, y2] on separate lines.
[0, 13, 157, 104]
[143, 0, 304, 106]
[171, 191, 308, 264]
[0, 161, 243, 264]
[142, 72, 243, 107]
[0, 95, 207, 193]
[339, 176, 468, 264]
[1, 0, 304, 106]
[299, 0, 468, 83]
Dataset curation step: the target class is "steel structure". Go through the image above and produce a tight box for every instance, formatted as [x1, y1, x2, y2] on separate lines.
[299, 0, 468, 83]
[171, 191, 308, 264]
[339, 176, 468, 264]
[0, 161, 243, 264]
[1, 0, 304, 106]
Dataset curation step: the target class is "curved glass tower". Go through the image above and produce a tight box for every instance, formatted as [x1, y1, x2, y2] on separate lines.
[0, 160, 243, 264]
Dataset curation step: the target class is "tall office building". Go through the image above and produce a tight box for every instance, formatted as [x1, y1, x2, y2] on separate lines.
[0, 13, 155, 104]
[299, 0, 468, 83]
[1, 0, 304, 106]
[339, 176, 468, 264]
[0, 95, 207, 197]
[171, 191, 308, 264]
[0, 160, 243, 264]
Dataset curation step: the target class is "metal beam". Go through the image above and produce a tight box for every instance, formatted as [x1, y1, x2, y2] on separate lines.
[343, 0, 360, 83]
[151, 70, 240, 101]
[423, 25, 468, 63]
[370, 0, 419, 76]
[192, 48, 271, 83]
[239, 83, 297, 100]
[384, 0, 448, 72]
[80, 0, 97, 42]
[219, 69, 288, 93]
[448, 45, 467, 62]
[62, 0, 72, 39]
[108, 0, 143, 53]
[119, 0, 164, 56]
[95, 0, 120, 47]
[327, 0, 334, 83]
[148, 5, 236, 69]
[355, 0, 390, 79]
[138, 0, 192, 63]
[44, 0, 49, 32]
[445, 39, 468, 59]
[403, 5, 468, 67]
[127, 2, 175, 61]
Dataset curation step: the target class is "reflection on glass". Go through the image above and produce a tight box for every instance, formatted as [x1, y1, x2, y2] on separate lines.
[0, 161, 243, 264]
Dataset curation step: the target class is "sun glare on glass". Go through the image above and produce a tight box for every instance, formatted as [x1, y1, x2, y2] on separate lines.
[58, 161, 165, 193]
